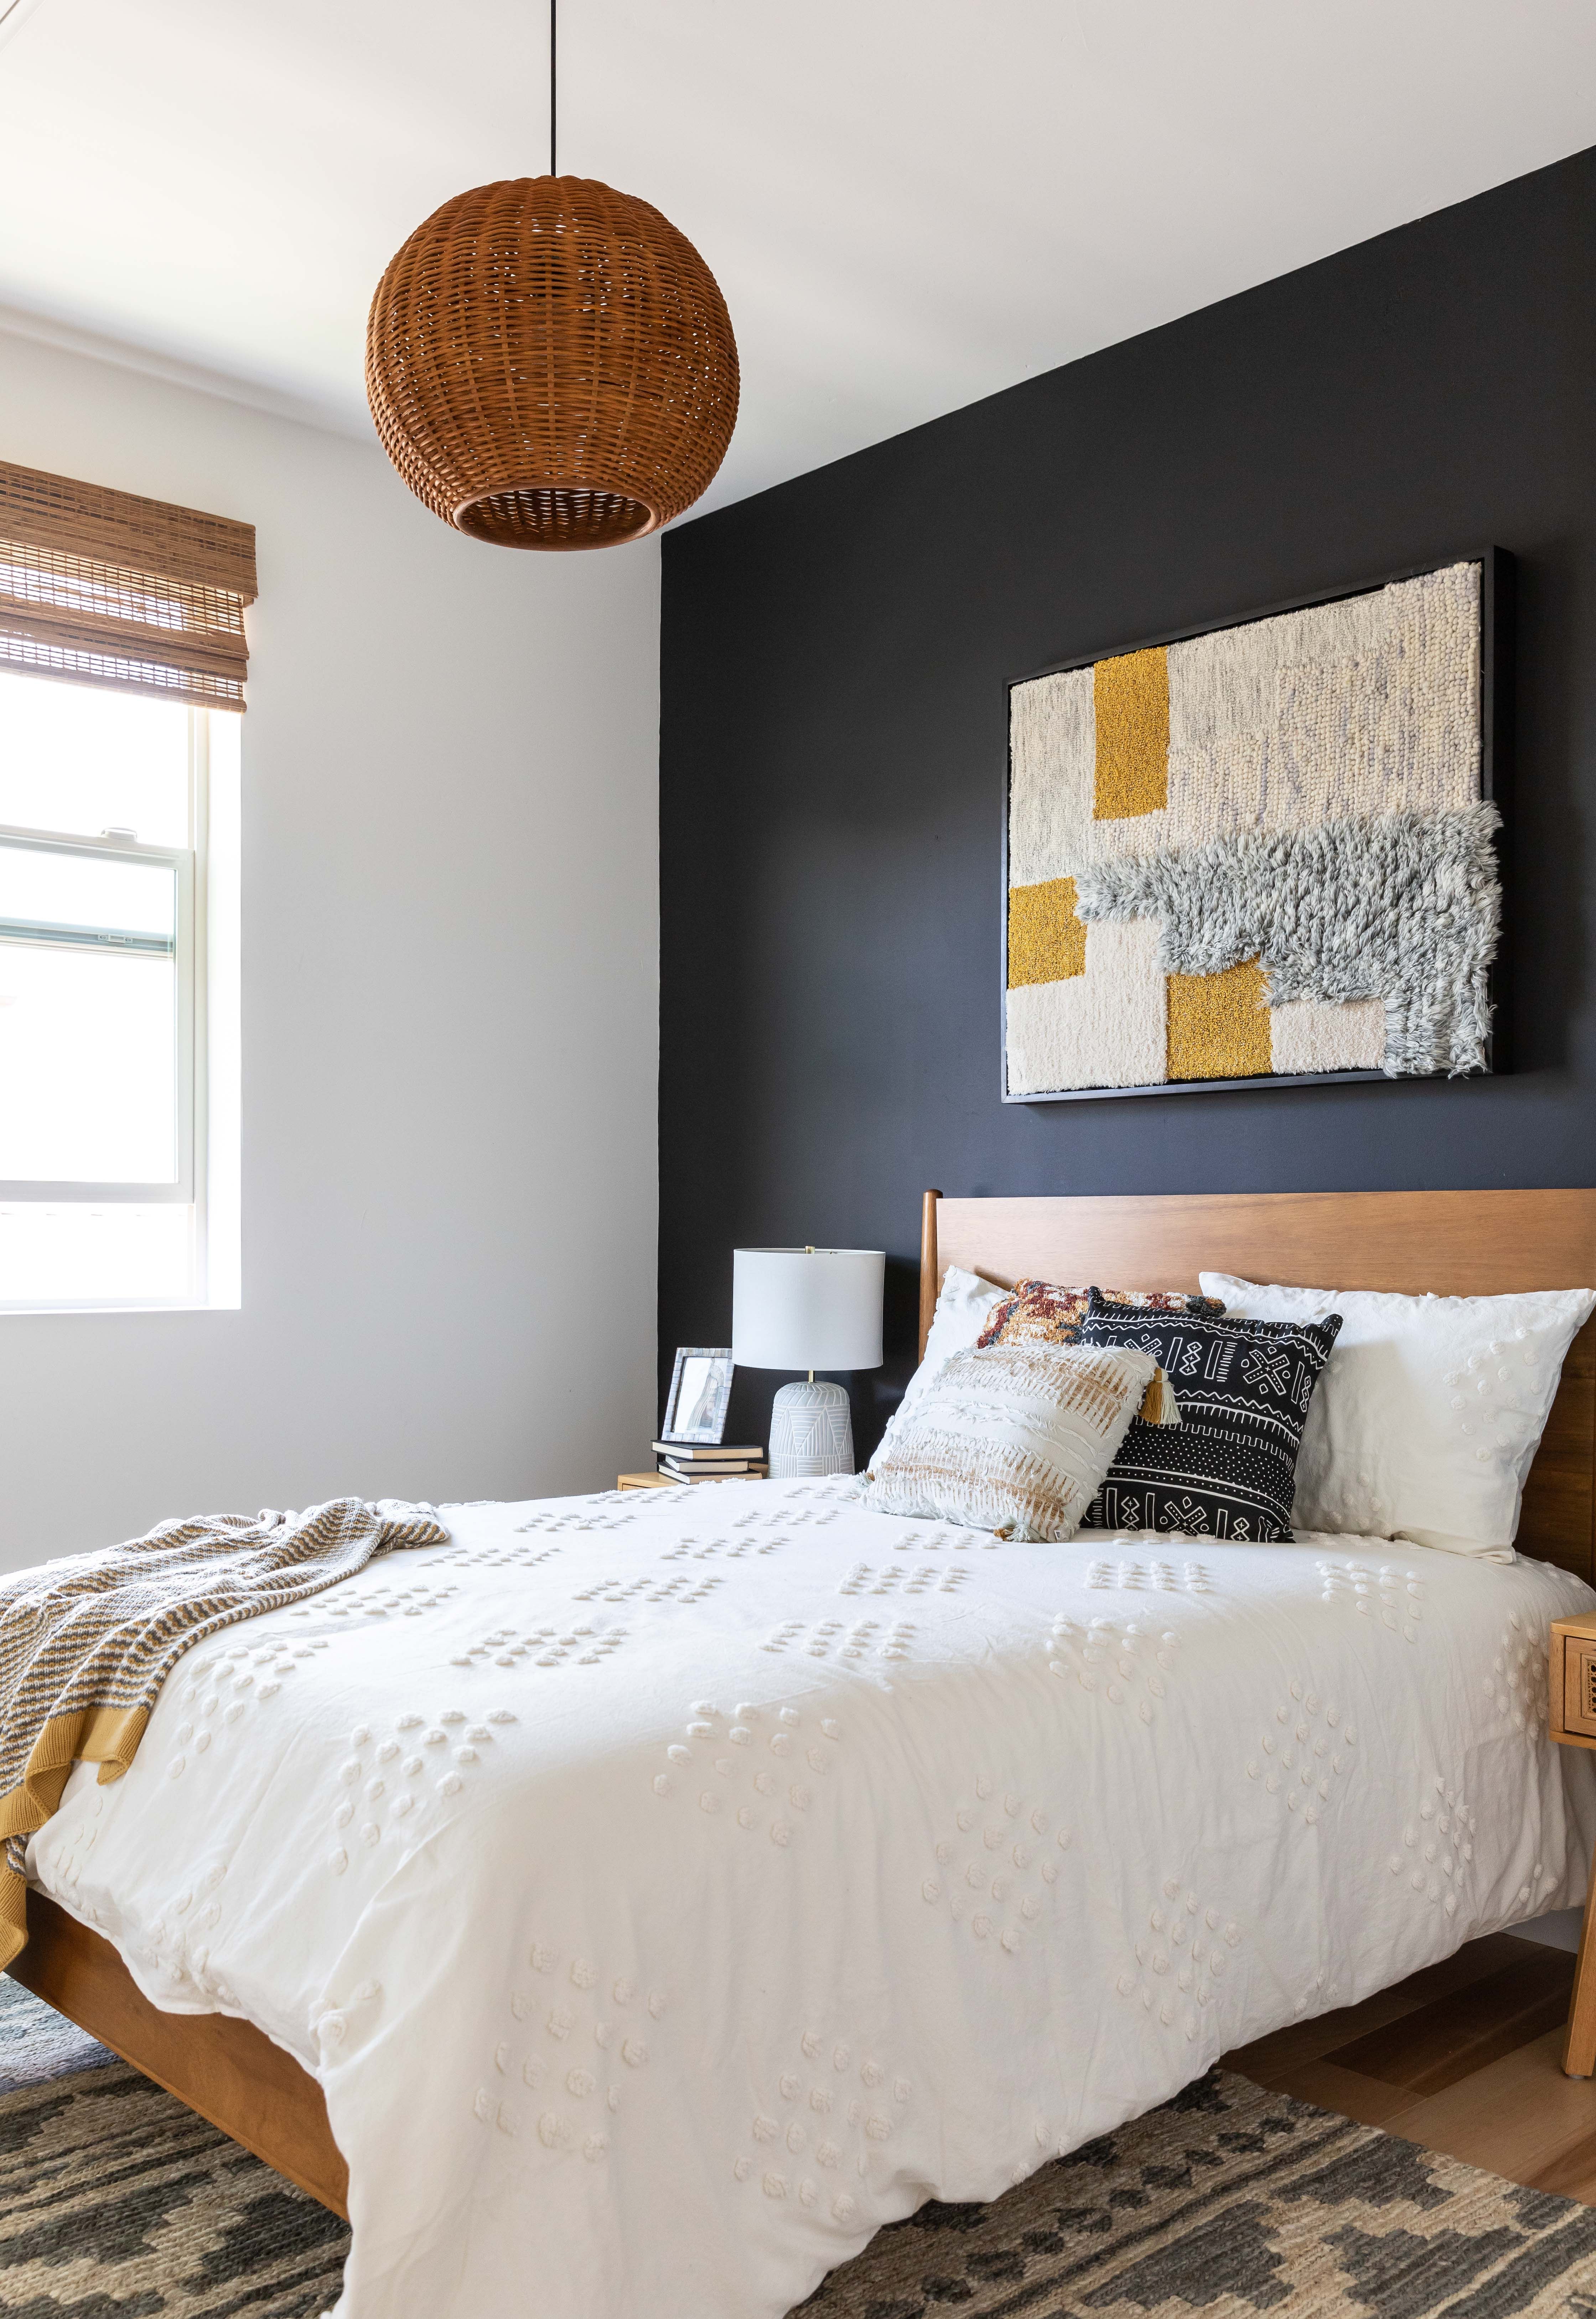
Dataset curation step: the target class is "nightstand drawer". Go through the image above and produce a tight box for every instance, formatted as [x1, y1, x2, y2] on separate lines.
[1549, 1613, 1596, 2075]
[1549, 1615, 1596, 1751]
[1566, 1635, 1596, 1738]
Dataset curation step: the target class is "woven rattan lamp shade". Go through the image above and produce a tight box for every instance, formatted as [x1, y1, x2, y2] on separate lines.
[366, 175, 738, 551]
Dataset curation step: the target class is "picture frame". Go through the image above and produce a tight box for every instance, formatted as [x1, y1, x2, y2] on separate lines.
[661, 1346, 734, 1444]
[1001, 547, 1512, 1103]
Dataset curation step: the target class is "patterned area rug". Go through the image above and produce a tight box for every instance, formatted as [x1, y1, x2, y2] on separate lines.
[0, 1977, 347, 2317]
[5, 1974, 1596, 2317]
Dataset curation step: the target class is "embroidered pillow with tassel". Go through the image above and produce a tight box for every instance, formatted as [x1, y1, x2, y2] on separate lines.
[1077, 1290, 1342, 1542]
[976, 1280, 1224, 1351]
[859, 1340, 1166, 1542]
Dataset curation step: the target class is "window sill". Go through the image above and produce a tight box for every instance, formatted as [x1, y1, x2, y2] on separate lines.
[0, 1300, 239, 1317]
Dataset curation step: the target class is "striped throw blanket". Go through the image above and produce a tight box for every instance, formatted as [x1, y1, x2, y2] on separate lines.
[0, 1496, 449, 1968]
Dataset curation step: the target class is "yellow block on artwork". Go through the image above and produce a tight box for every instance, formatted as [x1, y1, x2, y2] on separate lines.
[1167, 957, 1271, 1081]
[1093, 646, 1169, 819]
[1008, 878, 1087, 988]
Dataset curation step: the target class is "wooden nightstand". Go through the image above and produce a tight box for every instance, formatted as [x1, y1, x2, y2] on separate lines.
[1550, 1613, 1596, 2075]
[615, 1471, 769, 1491]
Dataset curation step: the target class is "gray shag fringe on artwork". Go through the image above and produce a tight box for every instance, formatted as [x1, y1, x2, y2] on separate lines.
[1074, 804, 1501, 1077]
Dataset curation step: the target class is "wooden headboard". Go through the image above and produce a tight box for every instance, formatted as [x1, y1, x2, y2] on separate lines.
[917, 1188, 1596, 1585]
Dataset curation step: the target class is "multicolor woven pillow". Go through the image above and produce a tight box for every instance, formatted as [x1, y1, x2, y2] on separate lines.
[977, 1279, 1224, 1351]
[1078, 1291, 1342, 1543]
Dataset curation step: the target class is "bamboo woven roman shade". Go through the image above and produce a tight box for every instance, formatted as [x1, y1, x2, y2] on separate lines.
[0, 462, 258, 710]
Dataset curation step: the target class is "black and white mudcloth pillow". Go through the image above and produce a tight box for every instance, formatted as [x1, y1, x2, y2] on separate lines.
[1077, 1290, 1343, 1542]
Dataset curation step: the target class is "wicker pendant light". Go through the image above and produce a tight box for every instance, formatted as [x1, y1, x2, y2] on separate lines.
[365, 6, 737, 551]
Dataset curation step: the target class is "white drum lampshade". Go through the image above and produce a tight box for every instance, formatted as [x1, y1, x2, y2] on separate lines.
[732, 1247, 885, 1479]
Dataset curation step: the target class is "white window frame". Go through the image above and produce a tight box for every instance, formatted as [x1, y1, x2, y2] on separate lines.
[0, 707, 209, 1230]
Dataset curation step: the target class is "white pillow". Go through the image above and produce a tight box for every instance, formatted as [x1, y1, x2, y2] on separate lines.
[1199, 1271, 1596, 1560]
[861, 1341, 1159, 1541]
[874, 1266, 1006, 1462]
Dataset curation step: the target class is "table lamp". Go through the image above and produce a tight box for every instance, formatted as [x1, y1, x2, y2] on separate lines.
[732, 1246, 885, 1478]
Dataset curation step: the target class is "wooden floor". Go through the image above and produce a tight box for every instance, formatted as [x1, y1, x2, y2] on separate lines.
[1223, 1932, 1596, 2201]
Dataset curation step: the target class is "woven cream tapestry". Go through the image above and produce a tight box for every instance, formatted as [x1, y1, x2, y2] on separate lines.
[1004, 559, 1501, 1098]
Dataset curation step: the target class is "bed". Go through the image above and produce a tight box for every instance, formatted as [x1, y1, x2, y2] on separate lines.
[10, 1185, 1596, 2319]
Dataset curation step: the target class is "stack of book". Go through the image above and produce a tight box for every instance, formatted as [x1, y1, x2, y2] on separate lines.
[654, 1442, 768, 1483]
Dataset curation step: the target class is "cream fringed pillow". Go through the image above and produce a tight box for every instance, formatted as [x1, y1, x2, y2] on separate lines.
[860, 1341, 1160, 1542]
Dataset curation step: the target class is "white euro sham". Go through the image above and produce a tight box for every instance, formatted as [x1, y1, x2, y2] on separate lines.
[1201, 1272, 1596, 1559]
[873, 1265, 1006, 1461]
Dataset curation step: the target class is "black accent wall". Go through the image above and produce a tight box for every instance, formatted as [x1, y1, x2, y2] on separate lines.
[659, 145, 1596, 1463]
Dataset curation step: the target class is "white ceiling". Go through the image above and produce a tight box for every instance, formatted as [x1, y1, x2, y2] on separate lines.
[2, 0, 1596, 523]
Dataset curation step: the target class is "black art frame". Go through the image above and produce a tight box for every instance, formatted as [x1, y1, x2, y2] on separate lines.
[1000, 547, 1514, 1106]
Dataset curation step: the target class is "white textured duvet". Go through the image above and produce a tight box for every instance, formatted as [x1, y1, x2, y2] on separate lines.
[25, 1479, 1596, 2319]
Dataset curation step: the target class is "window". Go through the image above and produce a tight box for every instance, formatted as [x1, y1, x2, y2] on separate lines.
[0, 458, 253, 1310]
[0, 670, 238, 1308]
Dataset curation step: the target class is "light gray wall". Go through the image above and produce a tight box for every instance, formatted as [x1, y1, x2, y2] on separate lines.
[0, 330, 660, 1569]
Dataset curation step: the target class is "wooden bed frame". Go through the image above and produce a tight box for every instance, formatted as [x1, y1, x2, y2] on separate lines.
[9, 1888, 347, 2212]
[9, 1187, 1596, 2216]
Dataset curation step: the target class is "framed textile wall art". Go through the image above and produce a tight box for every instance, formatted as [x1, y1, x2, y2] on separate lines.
[1002, 552, 1510, 1103]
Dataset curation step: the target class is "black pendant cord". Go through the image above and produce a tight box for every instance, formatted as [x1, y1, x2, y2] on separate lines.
[550, 0, 557, 176]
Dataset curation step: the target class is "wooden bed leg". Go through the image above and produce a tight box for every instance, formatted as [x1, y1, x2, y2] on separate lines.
[1563, 1867, 1596, 2076]
[919, 1190, 942, 1362]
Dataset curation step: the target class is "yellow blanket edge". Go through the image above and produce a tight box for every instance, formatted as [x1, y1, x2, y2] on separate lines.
[0, 1702, 150, 1971]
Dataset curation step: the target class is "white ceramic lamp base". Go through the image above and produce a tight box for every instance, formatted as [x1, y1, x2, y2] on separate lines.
[769, 1379, 854, 1479]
